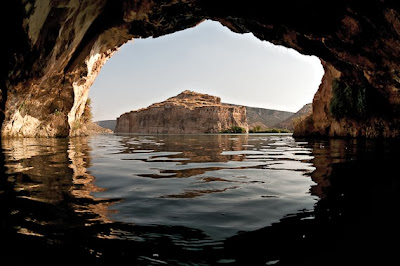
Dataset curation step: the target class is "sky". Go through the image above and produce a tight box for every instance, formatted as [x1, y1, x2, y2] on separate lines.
[89, 20, 324, 121]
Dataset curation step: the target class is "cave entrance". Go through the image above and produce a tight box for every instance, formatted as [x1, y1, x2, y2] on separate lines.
[89, 20, 324, 132]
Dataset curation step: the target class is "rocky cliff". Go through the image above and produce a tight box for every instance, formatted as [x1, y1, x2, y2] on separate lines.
[98, 105, 295, 133]
[294, 61, 400, 138]
[1, 1, 399, 138]
[115, 91, 248, 134]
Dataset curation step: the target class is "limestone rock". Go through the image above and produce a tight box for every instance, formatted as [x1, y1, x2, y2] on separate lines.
[115, 91, 248, 134]
[294, 61, 400, 138]
[2, 1, 400, 138]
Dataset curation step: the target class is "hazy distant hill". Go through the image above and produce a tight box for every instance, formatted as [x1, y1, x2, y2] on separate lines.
[275, 103, 312, 130]
[245, 106, 294, 128]
[86, 122, 113, 134]
[226, 103, 294, 129]
[95, 120, 117, 131]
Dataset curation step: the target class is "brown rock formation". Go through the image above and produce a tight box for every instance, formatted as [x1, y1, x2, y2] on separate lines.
[294, 61, 400, 138]
[1, 1, 399, 138]
[115, 90, 248, 134]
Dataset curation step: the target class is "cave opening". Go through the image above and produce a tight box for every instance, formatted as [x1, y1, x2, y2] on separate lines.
[2, 1, 398, 139]
[88, 20, 324, 132]
[2, 2, 400, 264]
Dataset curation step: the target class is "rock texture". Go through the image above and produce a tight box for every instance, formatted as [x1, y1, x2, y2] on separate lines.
[1, 1, 399, 138]
[115, 90, 248, 134]
[97, 105, 294, 133]
[294, 61, 400, 138]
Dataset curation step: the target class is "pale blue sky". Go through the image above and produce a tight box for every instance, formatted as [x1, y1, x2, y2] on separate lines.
[90, 20, 324, 121]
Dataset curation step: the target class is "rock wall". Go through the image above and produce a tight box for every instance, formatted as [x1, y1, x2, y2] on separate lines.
[115, 91, 248, 134]
[1, 1, 399, 138]
[2, 0, 129, 137]
[294, 61, 400, 138]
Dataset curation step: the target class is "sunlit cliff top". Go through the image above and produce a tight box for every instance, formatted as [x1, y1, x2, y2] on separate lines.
[132, 90, 240, 112]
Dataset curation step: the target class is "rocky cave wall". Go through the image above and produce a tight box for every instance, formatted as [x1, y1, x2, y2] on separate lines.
[1, 0, 399, 138]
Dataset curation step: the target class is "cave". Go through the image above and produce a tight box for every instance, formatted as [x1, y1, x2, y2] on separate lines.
[1, 0, 399, 138]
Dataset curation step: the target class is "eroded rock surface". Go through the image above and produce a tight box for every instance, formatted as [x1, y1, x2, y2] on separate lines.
[2, 1, 399, 137]
[115, 90, 248, 134]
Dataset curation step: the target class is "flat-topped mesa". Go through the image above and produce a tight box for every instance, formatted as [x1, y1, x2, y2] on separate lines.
[115, 91, 248, 134]
[150, 90, 221, 109]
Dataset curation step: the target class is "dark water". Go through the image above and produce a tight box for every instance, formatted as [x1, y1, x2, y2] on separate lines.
[0, 134, 399, 265]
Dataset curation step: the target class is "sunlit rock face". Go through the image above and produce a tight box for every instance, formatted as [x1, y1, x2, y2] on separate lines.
[115, 90, 249, 134]
[2, 1, 399, 137]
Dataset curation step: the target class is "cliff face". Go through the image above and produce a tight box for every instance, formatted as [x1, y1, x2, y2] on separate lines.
[294, 61, 400, 138]
[2, 1, 399, 138]
[115, 91, 248, 134]
[97, 104, 295, 133]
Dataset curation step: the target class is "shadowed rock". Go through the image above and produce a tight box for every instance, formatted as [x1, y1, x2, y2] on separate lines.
[1, 1, 399, 137]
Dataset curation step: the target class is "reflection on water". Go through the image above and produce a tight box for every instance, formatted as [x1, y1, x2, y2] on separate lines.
[0, 134, 399, 265]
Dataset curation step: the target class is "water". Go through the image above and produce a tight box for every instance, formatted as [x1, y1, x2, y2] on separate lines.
[0, 134, 399, 265]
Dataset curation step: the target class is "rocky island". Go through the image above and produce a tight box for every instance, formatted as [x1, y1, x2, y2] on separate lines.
[115, 91, 249, 134]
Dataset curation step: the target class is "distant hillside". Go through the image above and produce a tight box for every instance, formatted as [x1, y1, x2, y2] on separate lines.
[95, 120, 117, 131]
[245, 106, 294, 128]
[86, 122, 113, 134]
[275, 103, 312, 131]
[226, 104, 294, 129]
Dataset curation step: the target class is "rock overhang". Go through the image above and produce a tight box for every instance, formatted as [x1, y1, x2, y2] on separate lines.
[1, 0, 399, 138]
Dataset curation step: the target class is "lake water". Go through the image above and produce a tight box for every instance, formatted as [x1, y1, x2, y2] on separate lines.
[1, 134, 399, 265]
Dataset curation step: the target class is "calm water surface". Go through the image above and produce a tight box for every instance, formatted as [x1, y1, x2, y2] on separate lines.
[1, 134, 399, 265]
